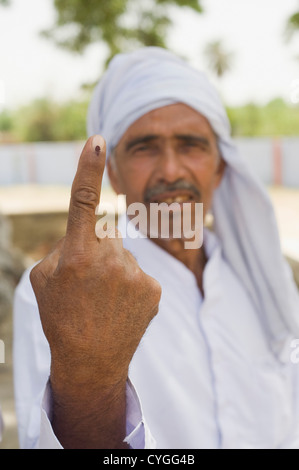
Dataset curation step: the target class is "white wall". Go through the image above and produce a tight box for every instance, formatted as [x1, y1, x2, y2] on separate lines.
[281, 139, 299, 187]
[0, 138, 298, 187]
[234, 138, 273, 185]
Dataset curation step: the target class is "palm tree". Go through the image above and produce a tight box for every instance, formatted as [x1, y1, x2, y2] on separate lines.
[204, 40, 234, 80]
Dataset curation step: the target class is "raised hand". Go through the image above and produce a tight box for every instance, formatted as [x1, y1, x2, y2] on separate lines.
[30, 135, 161, 448]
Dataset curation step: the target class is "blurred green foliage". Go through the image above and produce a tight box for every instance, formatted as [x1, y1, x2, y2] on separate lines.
[226, 98, 299, 137]
[0, 98, 89, 142]
[42, 0, 203, 64]
[286, 11, 299, 39]
[1, 96, 298, 143]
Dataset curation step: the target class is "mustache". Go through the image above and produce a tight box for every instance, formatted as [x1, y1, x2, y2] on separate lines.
[144, 180, 201, 202]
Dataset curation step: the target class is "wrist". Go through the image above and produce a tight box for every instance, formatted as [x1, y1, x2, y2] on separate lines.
[50, 361, 128, 402]
[49, 376, 128, 449]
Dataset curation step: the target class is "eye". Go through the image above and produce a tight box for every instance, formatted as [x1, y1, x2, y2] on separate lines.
[185, 142, 198, 148]
[135, 144, 150, 151]
[181, 141, 209, 153]
[181, 141, 200, 151]
[133, 143, 159, 155]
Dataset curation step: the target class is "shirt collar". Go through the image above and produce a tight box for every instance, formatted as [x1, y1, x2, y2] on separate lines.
[118, 215, 222, 292]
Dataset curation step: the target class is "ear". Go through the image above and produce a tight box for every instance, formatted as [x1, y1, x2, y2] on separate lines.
[107, 157, 122, 195]
[214, 157, 226, 189]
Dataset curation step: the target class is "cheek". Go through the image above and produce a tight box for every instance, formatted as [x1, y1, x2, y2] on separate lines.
[192, 160, 218, 187]
[116, 163, 149, 203]
[191, 161, 220, 206]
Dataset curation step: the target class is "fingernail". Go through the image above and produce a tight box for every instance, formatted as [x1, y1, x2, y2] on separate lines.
[92, 135, 105, 155]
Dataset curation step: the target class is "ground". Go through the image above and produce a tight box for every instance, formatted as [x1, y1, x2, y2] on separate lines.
[0, 184, 298, 449]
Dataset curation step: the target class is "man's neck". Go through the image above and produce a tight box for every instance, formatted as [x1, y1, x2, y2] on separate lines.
[152, 238, 207, 294]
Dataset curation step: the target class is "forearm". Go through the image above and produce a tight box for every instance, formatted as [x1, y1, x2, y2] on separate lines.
[50, 375, 129, 449]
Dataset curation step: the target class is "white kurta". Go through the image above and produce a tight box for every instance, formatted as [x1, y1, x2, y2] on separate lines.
[13, 217, 299, 449]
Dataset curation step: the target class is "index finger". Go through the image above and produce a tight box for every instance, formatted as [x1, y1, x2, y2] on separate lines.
[65, 135, 106, 247]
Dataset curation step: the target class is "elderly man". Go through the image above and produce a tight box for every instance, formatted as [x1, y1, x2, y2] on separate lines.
[14, 47, 299, 449]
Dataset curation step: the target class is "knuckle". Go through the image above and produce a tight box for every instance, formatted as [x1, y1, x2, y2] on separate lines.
[130, 268, 162, 302]
[29, 262, 47, 290]
[143, 274, 162, 302]
[72, 186, 99, 210]
[29, 265, 39, 287]
[148, 277, 162, 303]
[152, 278, 162, 299]
[127, 263, 144, 285]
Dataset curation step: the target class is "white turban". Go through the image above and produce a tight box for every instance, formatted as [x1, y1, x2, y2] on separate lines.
[87, 46, 299, 362]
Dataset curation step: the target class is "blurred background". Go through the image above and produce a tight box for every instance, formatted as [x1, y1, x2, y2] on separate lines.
[0, 0, 299, 449]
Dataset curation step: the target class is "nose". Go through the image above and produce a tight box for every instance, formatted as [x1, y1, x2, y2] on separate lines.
[155, 147, 186, 184]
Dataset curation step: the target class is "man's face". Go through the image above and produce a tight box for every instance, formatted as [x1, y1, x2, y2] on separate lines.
[108, 103, 225, 235]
